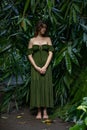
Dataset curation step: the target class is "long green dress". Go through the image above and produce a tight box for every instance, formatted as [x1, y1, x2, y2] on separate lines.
[28, 44, 54, 109]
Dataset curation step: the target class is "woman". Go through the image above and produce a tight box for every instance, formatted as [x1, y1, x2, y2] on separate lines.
[28, 20, 54, 119]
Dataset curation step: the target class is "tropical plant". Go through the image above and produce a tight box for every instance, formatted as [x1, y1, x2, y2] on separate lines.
[69, 97, 87, 130]
[52, 0, 87, 106]
[70, 67, 87, 103]
[0, 0, 87, 112]
[0, 0, 59, 111]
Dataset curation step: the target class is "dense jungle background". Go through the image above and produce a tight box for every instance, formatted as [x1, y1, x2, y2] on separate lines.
[0, 0, 87, 129]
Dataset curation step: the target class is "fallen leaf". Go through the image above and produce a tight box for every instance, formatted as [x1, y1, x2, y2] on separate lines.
[20, 113, 24, 115]
[42, 119, 54, 125]
[18, 121, 26, 124]
[16, 115, 22, 119]
[1, 116, 8, 119]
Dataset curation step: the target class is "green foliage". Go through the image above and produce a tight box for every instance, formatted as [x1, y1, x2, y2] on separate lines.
[53, 42, 80, 105]
[0, 0, 60, 112]
[69, 97, 87, 130]
[0, 78, 30, 112]
[70, 67, 87, 103]
[69, 123, 86, 130]
[51, 97, 87, 130]
[49, 104, 72, 120]
[0, 0, 87, 112]
[51, 97, 87, 129]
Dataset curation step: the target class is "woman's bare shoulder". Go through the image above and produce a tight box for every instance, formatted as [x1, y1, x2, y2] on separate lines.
[45, 37, 51, 41]
[28, 37, 36, 48]
[45, 37, 51, 43]
[45, 37, 52, 45]
[30, 37, 36, 43]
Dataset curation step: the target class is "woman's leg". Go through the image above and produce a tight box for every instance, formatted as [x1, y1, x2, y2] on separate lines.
[43, 107, 48, 119]
[36, 107, 42, 119]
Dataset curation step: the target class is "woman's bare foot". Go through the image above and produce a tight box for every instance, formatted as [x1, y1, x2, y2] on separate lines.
[36, 113, 42, 119]
[43, 108, 48, 119]
[36, 108, 42, 119]
[43, 114, 48, 119]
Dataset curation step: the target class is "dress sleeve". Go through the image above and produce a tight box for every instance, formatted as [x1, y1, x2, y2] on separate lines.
[27, 48, 33, 55]
[48, 45, 54, 52]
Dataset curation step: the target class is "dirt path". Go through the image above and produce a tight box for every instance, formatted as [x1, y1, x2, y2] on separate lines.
[0, 107, 72, 130]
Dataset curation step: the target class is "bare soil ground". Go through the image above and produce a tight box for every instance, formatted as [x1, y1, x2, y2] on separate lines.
[0, 107, 72, 130]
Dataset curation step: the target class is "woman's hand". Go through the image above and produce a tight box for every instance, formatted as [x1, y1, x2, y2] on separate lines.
[35, 66, 47, 75]
[40, 66, 47, 74]
[35, 66, 41, 73]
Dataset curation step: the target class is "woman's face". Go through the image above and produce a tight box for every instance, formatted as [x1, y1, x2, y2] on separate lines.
[39, 24, 47, 35]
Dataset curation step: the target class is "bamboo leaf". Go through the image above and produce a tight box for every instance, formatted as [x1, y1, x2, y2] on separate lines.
[65, 52, 72, 74]
[68, 45, 79, 66]
[85, 117, 87, 125]
[70, 52, 79, 66]
[25, 18, 32, 26]
[52, 13, 58, 24]
[46, 0, 54, 16]
[47, 0, 52, 9]
[69, 7, 73, 25]
[0, 45, 12, 54]
[58, 25, 67, 35]
[83, 33, 87, 42]
[64, 76, 70, 89]
[72, 48, 81, 58]
[72, 8, 77, 23]
[23, 0, 30, 16]
[64, 2, 71, 20]
[73, 3, 80, 13]
[53, 53, 64, 67]
[0, 30, 7, 36]
[80, 24, 87, 32]
[21, 19, 27, 31]
[60, 0, 69, 12]
[52, 7, 61, 13]
[17, 17, 24, 24]
[3, 5, 12, 11]
[11, 16, 19, 20]
[30, 0, 36, 13]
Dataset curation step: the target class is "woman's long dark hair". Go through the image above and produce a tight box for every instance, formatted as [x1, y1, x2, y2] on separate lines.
[34, 20, 48, 37]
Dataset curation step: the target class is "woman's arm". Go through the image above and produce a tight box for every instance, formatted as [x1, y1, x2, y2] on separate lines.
[28, 39, 41, 73]
[41, 37, 53, 74]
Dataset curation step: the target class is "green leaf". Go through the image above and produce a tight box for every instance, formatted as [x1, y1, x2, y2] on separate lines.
[64, 76, 70, 89]
[73, 8, 77, 23]
[72, 48, 81, 58]
[53, 53, 64, 67]
[22, 19, 27, 31]
[17, 17, 24, 24]
[73, 3, 80, 13]
[77, 105, 87, 112]
[64, 2, 71, 20]
[0, 45, 12, 54]
[61, 0, 70, 12]
[69, 123, 86, 130]
[65, 52, 72, 74]
[47, 0, 52, 9]
[71, 52, 79, 66]
[25, 18, 32, 26]
[80, 24, 87, 32]
[23, 0, 30, 16]
[83, 33, 87, 42]
[56, 46, 67, 57]
[85, 117, 87, 126]
[68, 46, 79, 66]
[69, 7, 73, 25]
[52, 13, 58, 24]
